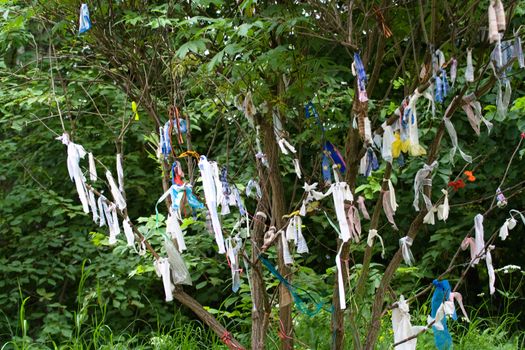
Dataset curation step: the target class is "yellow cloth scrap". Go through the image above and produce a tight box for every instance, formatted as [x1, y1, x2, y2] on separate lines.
[178, 150, 200, 159]
[131, 101, 140, 120]
[282, 210, 300, 219]
[392, 132, 426, 158]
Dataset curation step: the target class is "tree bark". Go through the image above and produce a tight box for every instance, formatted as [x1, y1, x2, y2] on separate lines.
[250, 209, 271, 349]
[261, 112, 292, 350]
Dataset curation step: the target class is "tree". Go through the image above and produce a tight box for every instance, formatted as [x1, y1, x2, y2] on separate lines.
[1, 0, 525, 349]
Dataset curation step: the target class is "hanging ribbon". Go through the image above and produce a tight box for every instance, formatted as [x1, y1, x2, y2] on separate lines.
[429, 280, 453, 350]
[325, 182, 354, 242]
[367, 229, 385, 258]
[359, 147, 379, 177]
[116, 153, 125, 193]
[285, 215, 309, 254]
[405, 90, 432, 156]
[473, 214, 485, 265]
[486, 245, 496, 295]
[335, 244, 346, 310]
[260, 256, 324, 317]
[281, 228, 293, 265]
[498, 218, 514, 240]
[462, 93, 493, 136]
[164, 238, 192, 285]
[413, 161, 438, 212]
[305, 102, 325, 133]
[435, 69, 449, 103]
[232, 188, 246, 216]
[382, 124, 394, 163]
[88, 152, 97, 182]
[450, 58, 457, 86]
[437, 189, 450, 221]
[198, 156, 225, 254]
[356, 196, 370, 220]
[322, 153, 332, 185]
[387, 179, 398, 213]
[122, 216, 135, 247]
[300, 182, 328, 216]
[225, 236, 243, 292]
[242, 92, 256, 128]
[352, 52, 368, 102]
[106, 170, 127, 210]
[56, 133, 90, 214]
[87, 189, 99, 224]
[465, 48, 475, 83]
[154, 258, 173, 302]
[382, 190, 398, 230]
[488, 1, 506, 45]
[255, 125, 269, 168]
[324, 141, 346, 173]
[78, 3, 92, 34]
[443, 112, 472, 163]
[345, 203, 362, 242]
[131, 101, 140, 121]
[97, 195, 107, 227]
[159, 122, 173, 159]
[496, 79, 512, 119]
[392, 296, 427, 350]
[246, 179, 262, 199]
[292, 158, 301, 179]
[108, 204, 120, 245]
[399, 236, 415, 266]
[166, 210, 186, 252]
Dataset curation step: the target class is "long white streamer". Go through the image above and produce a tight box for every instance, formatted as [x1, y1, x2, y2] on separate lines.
[486, 245, 496, 295]
[444, 116, 472, 163]
[473, 214, 485, 265]
[122, 216, 135, 247]
[166, 211, 186, 252]
[88, 189, 99, 224]
[382, 124, 394, 163]
[326, 182, 354, 242]
[198, 156, 225, 254]
[154, 258, 173, 302]
[335, 244, 346, 310]
[116, 154, 125, 193]
[106, 170, 126, 210]
[88, 152, 97, 182]
[281, 229, 293, 265]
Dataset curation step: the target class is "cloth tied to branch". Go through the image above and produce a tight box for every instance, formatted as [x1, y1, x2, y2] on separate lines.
[367, 229, 385, 258]
[461, 93, 493, 136]
[444, 100, 473, 163]
[225, 236, 243, 292]
[78, 4, 92, 34]
[198, 156, 226, 254]
[392, 296, 426, 350]
[399, 236, 415, 266]
[413, 161, 438, 212]
[352, 52, 368, 102]
[56, 133, 90, 214]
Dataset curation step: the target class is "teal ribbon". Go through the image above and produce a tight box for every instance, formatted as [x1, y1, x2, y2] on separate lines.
[259, 255, 328, 317]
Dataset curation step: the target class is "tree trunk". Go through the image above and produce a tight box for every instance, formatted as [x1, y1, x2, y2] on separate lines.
[261, 113, 292, 350]
[250, 208, 270, 349]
